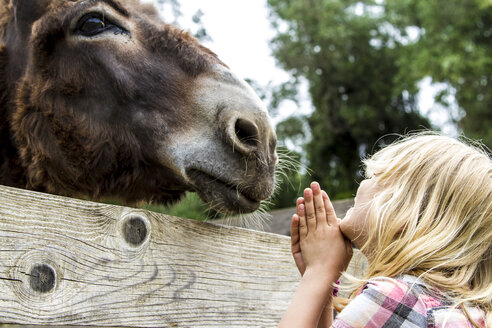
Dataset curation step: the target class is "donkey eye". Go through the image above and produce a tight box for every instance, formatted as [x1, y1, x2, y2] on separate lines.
[76, 13, 127, 37]
[80, 17, 105, 35]
[76, 14, 106, 36]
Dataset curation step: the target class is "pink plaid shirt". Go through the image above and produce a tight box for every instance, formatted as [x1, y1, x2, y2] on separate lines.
[333, 275, 486, 328]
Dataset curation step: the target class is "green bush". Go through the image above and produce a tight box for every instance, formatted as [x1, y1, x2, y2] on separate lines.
[139, 192, 214, 221]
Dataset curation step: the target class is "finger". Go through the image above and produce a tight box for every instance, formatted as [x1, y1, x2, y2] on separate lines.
[296, 197, 304, 216]
[297, 202, 308, 239]
[304, 187, 316, 232]
[290, 214, 300, 248]
[322, 190, 338, 226]
[311, 182, 327, 227]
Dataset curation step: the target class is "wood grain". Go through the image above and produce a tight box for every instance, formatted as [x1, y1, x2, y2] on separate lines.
[0, 185, 300, 327]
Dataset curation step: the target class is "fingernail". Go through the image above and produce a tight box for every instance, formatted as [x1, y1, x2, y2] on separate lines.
[299, 204, 304, 211]
[304, 188, 312, 197]
[311, 182, 319, 191]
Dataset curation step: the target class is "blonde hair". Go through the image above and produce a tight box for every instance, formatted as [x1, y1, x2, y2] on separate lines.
[340, 133, 492, 326]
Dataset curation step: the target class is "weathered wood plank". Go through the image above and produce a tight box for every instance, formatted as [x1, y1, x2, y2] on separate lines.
[0, 185, 299, 327]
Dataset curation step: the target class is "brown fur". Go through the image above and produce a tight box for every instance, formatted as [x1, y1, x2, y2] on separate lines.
[0, 0, 243, 205]
[1, 0, 278, 213]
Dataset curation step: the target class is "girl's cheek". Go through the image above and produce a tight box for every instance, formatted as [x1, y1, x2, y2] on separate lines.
[340, 215, 355, 241]
[344, 207, 354, 220]
[340, 211, 369, 250]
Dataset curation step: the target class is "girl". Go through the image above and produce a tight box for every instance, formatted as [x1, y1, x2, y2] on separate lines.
[279, 134, 491, 327]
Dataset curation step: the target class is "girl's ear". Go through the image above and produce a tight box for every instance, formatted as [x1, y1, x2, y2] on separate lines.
[12, 0, 50, 34]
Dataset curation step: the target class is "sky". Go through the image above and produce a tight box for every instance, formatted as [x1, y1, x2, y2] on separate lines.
[148, 0, 456, 135]
[153, 0, 313, 124]
[179, 0, 286, 86]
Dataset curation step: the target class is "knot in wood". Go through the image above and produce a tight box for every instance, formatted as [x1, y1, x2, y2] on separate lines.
[122, 215, 148, 246]
[29, 264, 56, 293]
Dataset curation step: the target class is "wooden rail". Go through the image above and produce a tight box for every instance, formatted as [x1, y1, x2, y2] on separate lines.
[0, 185, 300, 327]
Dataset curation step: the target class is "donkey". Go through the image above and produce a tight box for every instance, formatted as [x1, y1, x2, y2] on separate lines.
[0, 0, 278, 214]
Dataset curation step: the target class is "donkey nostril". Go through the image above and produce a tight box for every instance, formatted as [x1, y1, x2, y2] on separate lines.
[235, 118, 259, 147]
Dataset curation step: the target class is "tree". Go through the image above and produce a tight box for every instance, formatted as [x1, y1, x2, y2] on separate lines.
[154, 0, 210, 42]
[267, 0, 430, 199]
[385, 0, 492, 147]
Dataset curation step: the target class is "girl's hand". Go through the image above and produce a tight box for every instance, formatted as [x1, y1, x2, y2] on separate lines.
[281, 182, 353, 328]
[296, 182, 353, 280]
[290, 197, 306, 276]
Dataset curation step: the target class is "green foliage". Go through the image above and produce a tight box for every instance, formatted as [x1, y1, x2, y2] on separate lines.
[155, 0, 181, 23]
[138, 193, 214, 221]
[276, 116, 309, 148]
[190, 9, 211, 42]
[269, 147, 310, 208]
[267, 0, 431, 198]
[154, 0, 210, 41]
[385, 0, 492, 146]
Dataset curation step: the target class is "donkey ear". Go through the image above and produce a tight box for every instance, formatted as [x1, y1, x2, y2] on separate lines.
[12, 0, 50, 29]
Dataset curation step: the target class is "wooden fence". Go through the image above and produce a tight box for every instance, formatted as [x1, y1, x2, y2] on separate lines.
[0, 185, 366, 327]
[0, 184, 303, 327]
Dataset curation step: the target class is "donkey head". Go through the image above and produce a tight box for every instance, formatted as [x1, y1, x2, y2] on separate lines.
[5, 0, 277, 214]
